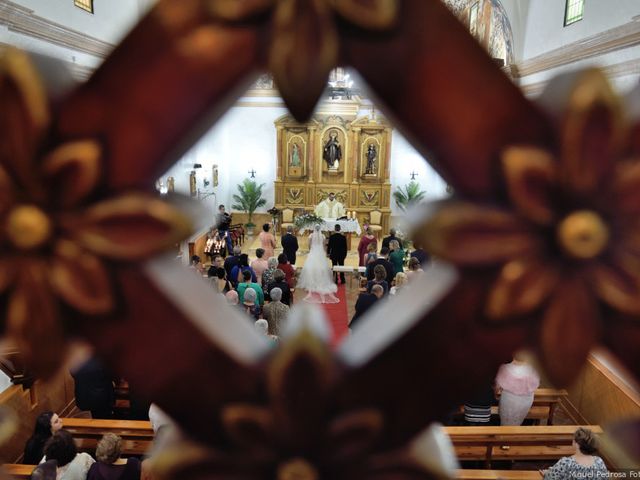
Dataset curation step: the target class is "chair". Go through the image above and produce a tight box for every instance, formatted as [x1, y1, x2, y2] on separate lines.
[368, 210, 383, 239]
[281, 208, 294, 234]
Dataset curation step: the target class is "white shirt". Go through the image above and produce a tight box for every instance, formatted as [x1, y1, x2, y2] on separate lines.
[315, 199, 345, 218]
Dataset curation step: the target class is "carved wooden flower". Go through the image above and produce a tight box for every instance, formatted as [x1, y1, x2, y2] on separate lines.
[0, 49, 192, 377]
[421, 70, 638, 385]
[152, 312, 454, 480]
[207, 0, 399, 119]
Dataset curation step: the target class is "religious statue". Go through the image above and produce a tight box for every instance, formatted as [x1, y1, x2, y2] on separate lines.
[290, 142, 301, 167]
[323, 132, 342, 170]
[314, 192, 346, 218]
[365, 143, 377, 174]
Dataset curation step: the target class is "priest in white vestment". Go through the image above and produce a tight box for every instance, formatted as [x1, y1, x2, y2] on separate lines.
[315, 192, 346, 218]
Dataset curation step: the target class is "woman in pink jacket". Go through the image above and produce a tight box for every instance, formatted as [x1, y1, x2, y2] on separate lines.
[495, 354, 540, 425]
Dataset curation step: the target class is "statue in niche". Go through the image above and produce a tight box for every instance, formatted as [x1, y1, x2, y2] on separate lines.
[290, 142, 301, 167]
[365, 143, 377, 175]
[323, 131, 341, 170]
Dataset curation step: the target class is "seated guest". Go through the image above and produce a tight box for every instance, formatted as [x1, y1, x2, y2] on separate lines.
[366, 247, 394, 284]
[189, 255, 205, 275]
[411, 242, 429, 266]
[213, 254, 225, 270]
[388, 239, 404, 275]
[265, 269, 292, 306]
[406, 257, 424, 282]
[242, 288, 261, 320]
[254, 319, 278, 344]
[209, 267, 232, 294]
[251, 248, 269, 285]
[237, 270, 264, 306]
[30, 459, 57, 480]
[71, 356, 115, 419]
[390, 272, 408, 295]
[224, 246, 242, 278]
[23, 411, 63, 464]
[542, 427, 608, 479]
[277, 253, 296, 288]
[87, 433, 141, 480]
[463, 384, 496, 426]
[350, 284, 384, 328]
[230, 253, 257, 287]
[366, 265, 389, 295]
[261, 257, 279, 288]
[225, 290, 239, 306]
[43, 430, 95, 480]
[263, 287, 290, 336]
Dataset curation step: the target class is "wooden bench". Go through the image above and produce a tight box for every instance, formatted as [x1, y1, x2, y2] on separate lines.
[1, 465, 543, 480]
[458, 388, 568, 425]
[62, 418, 154, 456]
[448, 425, 603, 467]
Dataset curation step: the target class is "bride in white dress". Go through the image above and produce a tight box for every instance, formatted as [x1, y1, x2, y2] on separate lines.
[297, 225, 340, 303]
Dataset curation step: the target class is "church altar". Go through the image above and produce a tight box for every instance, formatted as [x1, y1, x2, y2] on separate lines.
[298, 218, 362, 235]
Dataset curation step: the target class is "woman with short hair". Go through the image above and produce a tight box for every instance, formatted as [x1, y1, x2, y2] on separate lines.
[261, 257, 279, 288]
[542, 427, 608, 479]
[43, 430, 95, 480]
[87, 433, 141, 480]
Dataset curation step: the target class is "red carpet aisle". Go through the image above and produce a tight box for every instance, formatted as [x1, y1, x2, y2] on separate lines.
[319, 284, 350, 347]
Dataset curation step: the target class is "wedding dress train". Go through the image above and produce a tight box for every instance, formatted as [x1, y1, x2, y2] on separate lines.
[297, 227, 339, 304]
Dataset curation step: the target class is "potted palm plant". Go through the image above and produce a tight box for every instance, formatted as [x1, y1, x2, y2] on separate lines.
[232, 179, 267, 236]
[392, 181, 427, 212]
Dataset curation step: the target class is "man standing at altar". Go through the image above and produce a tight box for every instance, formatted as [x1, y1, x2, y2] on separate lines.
[315, 192, 346, 218]
[328, 224, 348, 284]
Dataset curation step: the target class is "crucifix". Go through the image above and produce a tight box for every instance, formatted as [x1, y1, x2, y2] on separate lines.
[248, 169, 256, 178]
[410, 171, 418, 180]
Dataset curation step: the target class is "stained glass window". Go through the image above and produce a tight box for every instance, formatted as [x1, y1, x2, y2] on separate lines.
[74, 0, 94, 14]
[564, 0, 584, 26]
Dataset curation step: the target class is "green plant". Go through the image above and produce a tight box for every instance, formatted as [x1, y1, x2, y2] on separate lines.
[392, 181, 426, 212]
[232, 179, 267, 227]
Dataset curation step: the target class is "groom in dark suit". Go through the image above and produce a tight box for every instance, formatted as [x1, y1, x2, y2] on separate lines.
[327, 224, 348, 284]
[281, 225, 299, 265]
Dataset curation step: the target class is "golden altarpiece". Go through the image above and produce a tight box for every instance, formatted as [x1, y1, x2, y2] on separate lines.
[274, 111, 392, 231]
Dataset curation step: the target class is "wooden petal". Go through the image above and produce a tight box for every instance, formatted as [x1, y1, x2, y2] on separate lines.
[220, 404, 274, 454]
[612, 161, 640, 215]
[486, 259, 558, 320]
[502, 146, 557, 225]
[539, 279, 599, 386]
[270, 0, 338, 121]
[0, 165, 15, 216]
[325, 408, 384, 462]
[206, 0, 273, 21]
[7, 262, 65, 379]
[51, 240, 114, 315]
[0, 48, 49, 187]
[421, 203, 539, 266]
[591, 252, 640, 315]
[543, 69, 625, 195]
[42, 140, 101, 208]
[72, 194, 193, 261]
[333, 0, 398, 30]
[268, 326, 334, 448]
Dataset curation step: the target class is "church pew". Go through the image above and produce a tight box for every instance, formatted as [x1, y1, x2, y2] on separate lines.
[61, 418, 154, 455]
[448, 425, 603, 467]
[1, 465, 543, 480]
[456, 470, 541, 479]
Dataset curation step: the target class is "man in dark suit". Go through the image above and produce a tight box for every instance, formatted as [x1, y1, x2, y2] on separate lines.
[366, 246, 395, 284]
[224, 246, 242, 279]
[327, 224, 348, 284]
[281, 225, 299, 265]
[350, 284, 384, 328]
[381, 228, 400, 251]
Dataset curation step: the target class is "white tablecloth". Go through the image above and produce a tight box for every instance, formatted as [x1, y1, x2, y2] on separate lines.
[299, 218, 362, 235]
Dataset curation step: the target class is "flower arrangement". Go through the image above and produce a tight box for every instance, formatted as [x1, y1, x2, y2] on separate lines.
[294, 212, 324, 230]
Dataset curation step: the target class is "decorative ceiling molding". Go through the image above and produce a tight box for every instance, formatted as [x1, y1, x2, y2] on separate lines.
[520, 57, 640, 96]
[515, 19, 640, 78]
[0, 0, 114, 58]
